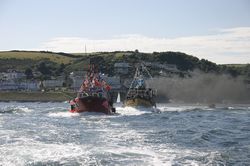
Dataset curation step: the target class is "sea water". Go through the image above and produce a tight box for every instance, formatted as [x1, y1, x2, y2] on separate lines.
[0, 102, 249, 165]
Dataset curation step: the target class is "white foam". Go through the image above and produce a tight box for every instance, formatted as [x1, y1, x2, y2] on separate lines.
[102, 146, 168, 165]
[156, 104, 209, 112]
[93, 123, 223, 166]
[91, 125, 169, 165]
[17, 106, 33, 113]
[0, 102, 230, 165]
[0, 128, 223, 166]
[116, 106, 153, 115]
[0, 141, 91, 166]
[0, 106, 34, 113]
[47, 111, 80, 117]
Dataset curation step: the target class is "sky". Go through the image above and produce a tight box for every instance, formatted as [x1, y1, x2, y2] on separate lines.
[0, 0, 250, 64]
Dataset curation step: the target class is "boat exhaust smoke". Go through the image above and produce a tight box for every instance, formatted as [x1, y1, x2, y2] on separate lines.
[147, 70, 250, 104]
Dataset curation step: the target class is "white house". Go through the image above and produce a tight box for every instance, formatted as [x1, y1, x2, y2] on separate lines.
[0, 81, 18, 90]
[0, 80, 39, 91]
[0, 71, 26, 81]
[43, 79, 64, 88]
[70, 76, 84, 90]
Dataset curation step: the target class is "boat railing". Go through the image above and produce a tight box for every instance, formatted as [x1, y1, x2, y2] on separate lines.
[77, 92, 89, 98]
[77, 90, 107, 98]
[127, 89, 155, 98]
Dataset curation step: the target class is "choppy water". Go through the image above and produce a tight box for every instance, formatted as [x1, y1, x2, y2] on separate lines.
[0, 102, 249, 166]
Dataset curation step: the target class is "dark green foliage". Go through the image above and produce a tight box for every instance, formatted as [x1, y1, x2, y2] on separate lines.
[244, 64, 250, 77]
[219, 64, 250, 77]
[156, 52, 199, 71]
[225, 67, 241, 77]
[0, 59, 37, 72]
[55, 63, 66, 76]
[56, 52, 82, 58]
[36, 61, 66, 79]
[24, 68, 33, 79]
[37, 61, 52, 75]
[198, 59, 218, 73]
[63, 75, 73, 87]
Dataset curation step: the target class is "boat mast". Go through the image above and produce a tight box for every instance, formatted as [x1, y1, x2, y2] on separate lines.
[141, 62, 153, 79]
[127, 64, 139, 94]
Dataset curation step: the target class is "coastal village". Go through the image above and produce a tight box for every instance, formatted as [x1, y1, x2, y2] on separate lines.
[0, 62, 179, 92]
[0, 50, 249, 103]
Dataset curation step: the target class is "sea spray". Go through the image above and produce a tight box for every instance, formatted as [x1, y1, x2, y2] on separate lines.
[0, 102, 249, 165]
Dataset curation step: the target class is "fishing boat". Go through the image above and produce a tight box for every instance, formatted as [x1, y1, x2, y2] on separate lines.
[124, 63, 156, 108]
[69, 65, 115, 114]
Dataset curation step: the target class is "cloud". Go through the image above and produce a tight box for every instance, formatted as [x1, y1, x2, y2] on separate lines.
[39, 27, 250, 64]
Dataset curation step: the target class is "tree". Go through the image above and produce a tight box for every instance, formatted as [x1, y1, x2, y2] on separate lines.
[199, 59, 218, 73]
[55, 63, 65, 76]
[24, 68, 33, 79]
[37, 61, 52, 76]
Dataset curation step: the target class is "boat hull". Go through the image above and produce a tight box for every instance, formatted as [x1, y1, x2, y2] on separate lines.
[70, 96, 113, 114]
[124, 98, 155, 108]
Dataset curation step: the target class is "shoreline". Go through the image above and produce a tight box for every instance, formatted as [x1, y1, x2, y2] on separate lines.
[0, 91, 249, 105]
[0, 91, 76, 102]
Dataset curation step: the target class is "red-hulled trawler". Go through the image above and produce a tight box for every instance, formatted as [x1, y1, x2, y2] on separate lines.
[69, 65, 115, 114]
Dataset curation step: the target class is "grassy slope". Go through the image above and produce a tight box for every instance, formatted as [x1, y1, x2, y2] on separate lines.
[65, 61, 90, 72]
[1, 50, 248, 74]
[0, 51, 114, 72]
[0, 51, 73, 64]
[222, 64, 248, 67]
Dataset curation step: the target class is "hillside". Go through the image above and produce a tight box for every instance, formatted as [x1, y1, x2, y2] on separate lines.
[0, 50, 80, 72]
[0, 51, 76, 64]
[1, 50, 249, 79]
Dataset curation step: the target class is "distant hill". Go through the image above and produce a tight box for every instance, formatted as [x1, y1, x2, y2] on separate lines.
[0, 50, 79, 72]
[1, 50, 249, 79]
[0, 50, 76, 64]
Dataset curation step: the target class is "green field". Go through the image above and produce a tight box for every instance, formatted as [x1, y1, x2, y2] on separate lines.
[222, 64, 248, 68]
[0, 51, 74, 64]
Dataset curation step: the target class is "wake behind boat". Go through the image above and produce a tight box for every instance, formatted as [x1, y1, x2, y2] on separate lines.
[69, 65, 115, 114]
[124, 63, 156, 108]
